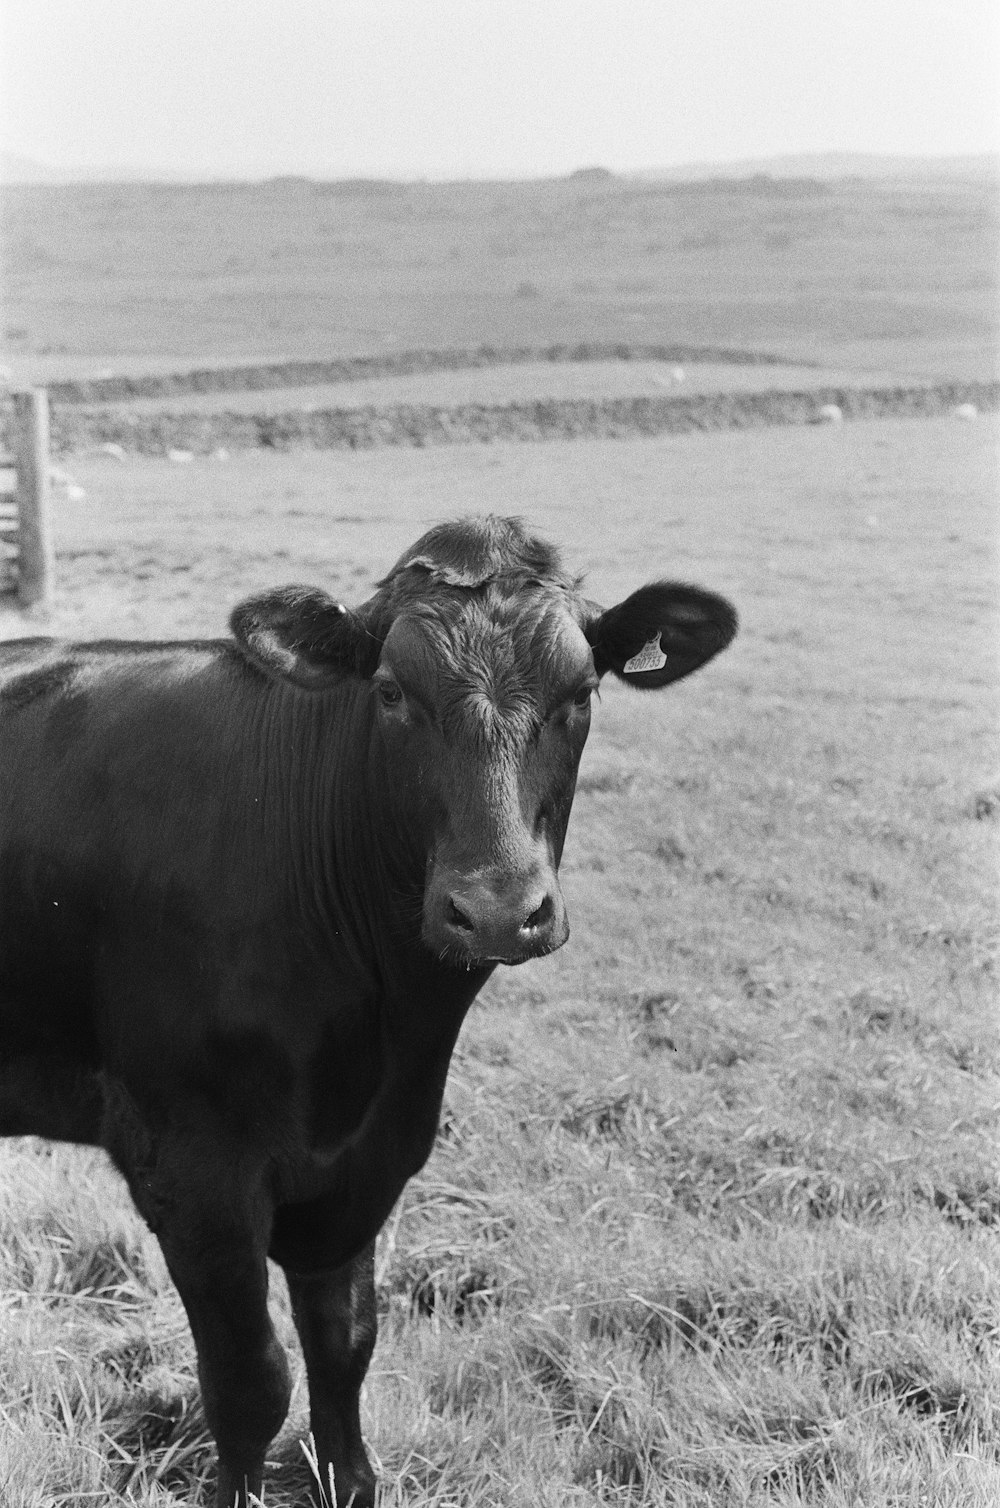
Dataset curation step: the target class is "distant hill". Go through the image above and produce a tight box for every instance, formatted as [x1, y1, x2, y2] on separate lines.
[2, 166, 995, 382]
[4, 149, 997, 188]
[636, 152, 999, 183]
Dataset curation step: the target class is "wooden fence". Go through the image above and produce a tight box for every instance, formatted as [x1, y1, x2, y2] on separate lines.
[0, 388, 55, 610]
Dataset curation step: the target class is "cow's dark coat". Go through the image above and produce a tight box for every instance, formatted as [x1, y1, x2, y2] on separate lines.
[0, 515, 736, 1507]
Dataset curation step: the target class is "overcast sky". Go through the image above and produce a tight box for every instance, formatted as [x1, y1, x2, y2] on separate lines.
[2, 0, 997, 179]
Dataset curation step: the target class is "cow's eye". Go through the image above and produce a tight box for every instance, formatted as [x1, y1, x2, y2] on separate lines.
[572, 685, 593, 709]
[377, 678, 403, 707]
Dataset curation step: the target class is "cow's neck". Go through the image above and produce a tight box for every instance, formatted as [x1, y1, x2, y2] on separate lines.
[252, 677, 487, 1207]
[261, 677, 484, 1016]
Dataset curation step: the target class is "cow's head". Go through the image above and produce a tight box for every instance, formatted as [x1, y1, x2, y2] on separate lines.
[231, 517, 736, 968]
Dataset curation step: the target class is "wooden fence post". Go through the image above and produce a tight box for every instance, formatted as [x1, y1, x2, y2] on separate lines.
[12, 388, 54, 611]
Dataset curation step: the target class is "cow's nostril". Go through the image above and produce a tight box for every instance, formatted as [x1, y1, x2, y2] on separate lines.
[524, 894, 554, 932]
[447, 898, 476, 933]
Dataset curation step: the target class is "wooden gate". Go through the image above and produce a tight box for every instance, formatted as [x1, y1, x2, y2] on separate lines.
[0, 388, 55, 610]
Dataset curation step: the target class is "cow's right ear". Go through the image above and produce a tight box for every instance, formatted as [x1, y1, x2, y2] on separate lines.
[230, 587, 380, 688]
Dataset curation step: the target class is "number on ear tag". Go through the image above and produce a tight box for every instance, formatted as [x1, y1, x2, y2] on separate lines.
[623, 635, 667, 674]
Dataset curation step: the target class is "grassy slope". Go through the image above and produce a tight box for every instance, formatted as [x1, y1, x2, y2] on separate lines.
[0, 416, 996, 1504]
[3, 175, 997, 382]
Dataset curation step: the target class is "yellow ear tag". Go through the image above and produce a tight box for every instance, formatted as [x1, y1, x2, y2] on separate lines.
[623, 635, 667, 673]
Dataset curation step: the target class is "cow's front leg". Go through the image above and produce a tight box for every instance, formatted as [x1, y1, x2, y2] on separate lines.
[153, 1155, 292, 1508]
[281, 1239, 378, 1508]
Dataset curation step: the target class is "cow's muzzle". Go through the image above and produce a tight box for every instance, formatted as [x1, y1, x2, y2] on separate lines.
[424, 870, 569, 967]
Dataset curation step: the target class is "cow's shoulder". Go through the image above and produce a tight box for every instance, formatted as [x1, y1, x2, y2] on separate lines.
[0, 636, 239, 717]
[0, 638, 68, 710]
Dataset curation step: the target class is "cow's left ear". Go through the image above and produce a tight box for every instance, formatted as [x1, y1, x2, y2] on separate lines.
[584, 582, 737, 689]
[230, 587, 380, 688]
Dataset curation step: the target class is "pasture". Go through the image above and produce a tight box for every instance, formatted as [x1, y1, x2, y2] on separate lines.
[4, 172, 998, 384]
[0, 413, 997, 1505]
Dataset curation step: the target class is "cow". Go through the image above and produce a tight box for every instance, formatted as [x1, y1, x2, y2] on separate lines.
[0, 514, 737, 1507]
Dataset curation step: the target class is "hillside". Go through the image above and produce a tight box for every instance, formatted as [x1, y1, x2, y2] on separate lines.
[2, 171, 997, 385]
[636, 151, 1000, 182]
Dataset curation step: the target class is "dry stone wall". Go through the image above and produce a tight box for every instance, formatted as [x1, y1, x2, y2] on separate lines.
[21, 381, 999, 457]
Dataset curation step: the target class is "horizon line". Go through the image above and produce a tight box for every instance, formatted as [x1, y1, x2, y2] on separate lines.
[3, 146, 999, 188]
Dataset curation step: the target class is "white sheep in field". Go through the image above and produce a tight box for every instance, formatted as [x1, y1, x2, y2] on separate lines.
[48, 465, 86, 502]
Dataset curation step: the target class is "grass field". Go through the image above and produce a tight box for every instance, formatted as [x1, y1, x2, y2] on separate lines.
[3, 173, 998, 383]
[0, 414, 997, 1505]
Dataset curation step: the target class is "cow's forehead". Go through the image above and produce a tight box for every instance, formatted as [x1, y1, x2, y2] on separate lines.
[380, 514, 569, 592]
[380, 583, 593, 704]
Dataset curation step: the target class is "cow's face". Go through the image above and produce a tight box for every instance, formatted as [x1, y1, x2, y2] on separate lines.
[371, 587, 597, 964]
[231, 516, 737, 969]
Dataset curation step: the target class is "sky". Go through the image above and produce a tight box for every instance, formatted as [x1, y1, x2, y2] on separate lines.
[1, 0, 998, 179]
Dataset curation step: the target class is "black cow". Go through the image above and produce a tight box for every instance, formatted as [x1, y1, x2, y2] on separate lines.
[0, 515, 736, 1507]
